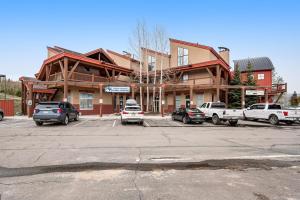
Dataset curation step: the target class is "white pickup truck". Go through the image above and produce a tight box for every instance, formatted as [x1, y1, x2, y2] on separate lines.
[243, 103, 300, 125]
[198, 102, 243, 126]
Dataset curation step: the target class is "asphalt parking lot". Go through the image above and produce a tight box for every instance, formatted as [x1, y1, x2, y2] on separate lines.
[0, 117, 300, 199]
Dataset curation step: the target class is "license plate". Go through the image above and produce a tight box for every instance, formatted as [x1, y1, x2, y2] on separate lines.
[196, 115, 200, 117]
[43, 111, 49, 114]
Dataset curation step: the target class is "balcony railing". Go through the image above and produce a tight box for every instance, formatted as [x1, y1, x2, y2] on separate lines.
[49, 72, 108, 82]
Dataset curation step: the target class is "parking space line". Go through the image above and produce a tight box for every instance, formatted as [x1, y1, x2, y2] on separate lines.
[72, 119, 88, 127]
[144, 120, 150, 127]
[112, 120, 116, 127]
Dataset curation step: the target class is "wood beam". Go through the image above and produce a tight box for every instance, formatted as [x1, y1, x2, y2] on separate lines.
[105, 68, 111, 79]
[63, 57, 68, 101]
[59, 60, 65, 79]
[99, 83, 103, 117]
[27, 83, 33, 118]
[68, 61, 80, 79]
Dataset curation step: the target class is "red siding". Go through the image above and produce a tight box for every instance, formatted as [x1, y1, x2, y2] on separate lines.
[241, 70, 272, 87]
[0, 100, 14, 116]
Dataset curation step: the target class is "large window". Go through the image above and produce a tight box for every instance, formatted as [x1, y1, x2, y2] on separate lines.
[148, 55, 156, 71]
[182, 74, 189, 82]
[258, 74, 264, 80]
[178, 47, 188, 66]
[80, 93, 93, 110]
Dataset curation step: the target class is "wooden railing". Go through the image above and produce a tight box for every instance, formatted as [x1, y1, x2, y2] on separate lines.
[49, 72, 108, 82]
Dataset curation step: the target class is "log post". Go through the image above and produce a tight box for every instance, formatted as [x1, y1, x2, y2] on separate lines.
[27, 83, 33, 118]
[63, 57, 68, 101]
[265, 88, 269, 103]
[173, 89, 176, 111]
[225, 89, 228, 108]
[189, 85, 194, 107]
[216, 65, 220, 102]
[161, 84, 165, 117]
[99, 84, 103, 117]
[241, 87, 245, 109]
[131, 84, 135, 99]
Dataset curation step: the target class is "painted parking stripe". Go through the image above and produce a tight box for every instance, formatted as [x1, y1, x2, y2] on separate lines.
[72, 119, 88, 127]
[112, 120, 116, 127]
[143, 120, 150, 127]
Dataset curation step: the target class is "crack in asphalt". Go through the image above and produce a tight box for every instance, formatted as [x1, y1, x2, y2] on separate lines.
[33, 152, 46, 163]
[0, 159, 298, 178]
[132, 148, 143, 200]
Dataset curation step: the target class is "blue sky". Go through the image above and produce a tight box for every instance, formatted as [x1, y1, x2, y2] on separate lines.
[0, 0, 299, 92]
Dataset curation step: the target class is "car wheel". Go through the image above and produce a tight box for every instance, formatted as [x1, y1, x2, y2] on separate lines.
[183, 116, 189, 124]
[269, 115, 279, 125]
[140, 120, 144, 126]
[212, 114, 221, 125]
[172, 115, 175, 121]
[35, 121, 43, 126]
[229, 120, 238, 126]
[0, 113, 3, 121]
[74, 114, 79, 121]
[63, 116, 69, 125]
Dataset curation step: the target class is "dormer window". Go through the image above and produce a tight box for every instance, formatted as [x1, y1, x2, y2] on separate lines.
[148, 55, 156, 71]
[178, 47, 188, 66]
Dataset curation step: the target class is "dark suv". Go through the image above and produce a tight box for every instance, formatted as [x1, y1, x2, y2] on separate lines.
[0, 109, 3, 121]
[33, 102, 79, 126]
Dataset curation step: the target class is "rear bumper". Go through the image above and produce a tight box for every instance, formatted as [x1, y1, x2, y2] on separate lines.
[282, 117, 300, 121]
[33, 114, 65, 122]
[189, 117, 205, 122]
[222, 116, 241, 120]
[121, 116, 143, 123]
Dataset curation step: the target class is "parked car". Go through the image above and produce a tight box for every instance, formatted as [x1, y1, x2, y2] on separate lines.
[33, 101, 79, 126]
[125, 99, 138, 107]
[121, 105, 144, 125]
[198, 102, 243, 126]
[243, 103, 300, 125]
[0, 109, 3, 121]
[172, 107, 205, 124]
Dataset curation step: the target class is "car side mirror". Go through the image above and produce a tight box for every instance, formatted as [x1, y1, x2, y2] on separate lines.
[247, 107, 250, 110]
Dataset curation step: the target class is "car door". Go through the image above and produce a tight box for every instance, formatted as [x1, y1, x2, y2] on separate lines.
[245, 104, 257, 118]
[65, 103, 74, 119]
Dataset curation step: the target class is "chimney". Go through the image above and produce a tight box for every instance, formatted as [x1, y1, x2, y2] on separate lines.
[218, 47, 230, 65]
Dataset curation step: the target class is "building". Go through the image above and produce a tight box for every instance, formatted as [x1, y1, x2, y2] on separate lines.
[233, 57, 286, 103]
[20, 39, 286, 116]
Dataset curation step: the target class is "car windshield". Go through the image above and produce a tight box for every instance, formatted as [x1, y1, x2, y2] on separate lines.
[211, 103, 226, 108]
[36, 103, 60, 109]
[125, 106, 141, 111]
[186, 108, 201, 113]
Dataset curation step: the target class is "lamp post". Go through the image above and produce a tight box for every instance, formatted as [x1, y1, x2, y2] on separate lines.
[0, 74, 6, 100]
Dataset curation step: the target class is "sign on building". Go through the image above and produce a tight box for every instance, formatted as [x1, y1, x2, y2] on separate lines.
[105, 86, 130, 93]
[246, 90, 265, 96]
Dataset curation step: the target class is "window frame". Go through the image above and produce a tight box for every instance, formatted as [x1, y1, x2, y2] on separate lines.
[177, 47, 189, 66]
[258, 73, 265, 80]
[148, 55, 156, 72]
[79, 93, 94, 110]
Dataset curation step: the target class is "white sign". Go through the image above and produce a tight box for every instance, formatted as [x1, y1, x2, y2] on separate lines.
[246, 90, 265, 96]
[162, 100, 165, 105]
[99, 99, 103, 104]
[27, 100, 32, 106]
[105, 86, 130, 93]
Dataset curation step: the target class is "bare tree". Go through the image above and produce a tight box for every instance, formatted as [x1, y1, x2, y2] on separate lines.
[129, 20, 149, 110]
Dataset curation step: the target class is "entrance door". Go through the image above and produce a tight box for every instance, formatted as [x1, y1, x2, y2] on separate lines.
[196, 94, 204, 108]
[120, 96, 124, 111]
[175, 96, 181, 109]
[186, 95, 190, 108]
[154, 96, 159, 112]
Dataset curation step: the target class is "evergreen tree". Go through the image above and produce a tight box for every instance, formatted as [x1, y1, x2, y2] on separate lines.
[290, 91, 299, 107]
[228, 64, 242, 108]
[244, 61, 257, 107]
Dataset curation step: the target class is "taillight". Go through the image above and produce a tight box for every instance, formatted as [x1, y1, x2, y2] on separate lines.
[283, 111, 288, 116]
[57, 108, 63, 114]
[34, 109, 39, 114]
[138, 111, 144, 114]
[123, 111, 129, 114]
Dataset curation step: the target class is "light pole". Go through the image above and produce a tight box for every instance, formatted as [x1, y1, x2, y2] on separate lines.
[0, 74, 6, 100]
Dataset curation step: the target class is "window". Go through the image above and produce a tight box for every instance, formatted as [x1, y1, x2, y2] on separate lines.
[182, 74, 189, 82]
[148, 56, 156, 71]
[200, 103, 207, 108]
[80, 93, 93, 110]
[178, 47, 188, 66]
[268, 104, 281, 109]
[258, 74, 264, 80]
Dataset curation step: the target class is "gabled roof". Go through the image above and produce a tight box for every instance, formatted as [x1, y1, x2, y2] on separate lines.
[169, 38, 230, 69]
[233, 57, 274, 72]
[106, 49, 140, 63]
[84, 48, 116, 64]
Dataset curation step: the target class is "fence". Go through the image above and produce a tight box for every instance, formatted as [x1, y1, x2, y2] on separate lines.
[0, 99, 15, 116]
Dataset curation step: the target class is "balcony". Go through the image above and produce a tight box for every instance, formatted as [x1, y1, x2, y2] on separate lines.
[49, 72, 108, 82]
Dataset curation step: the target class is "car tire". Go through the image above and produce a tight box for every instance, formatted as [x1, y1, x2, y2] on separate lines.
[35, 121, 43, 126]
[140, 120, 144, 126]
[229, 120, 238, 126]
[269, 115, 279, 125]
[62, 116, 69, 125]
[212, 114, 221, 125]
[121, 119, 126, 125]
[74, 114, 79, 121]
[183, 116, 189, 124]
[0, 113, 3, 121]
